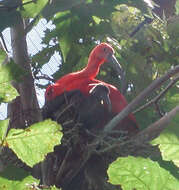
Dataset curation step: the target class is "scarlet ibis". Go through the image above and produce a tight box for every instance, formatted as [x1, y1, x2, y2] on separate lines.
[45, 43, 139, 134]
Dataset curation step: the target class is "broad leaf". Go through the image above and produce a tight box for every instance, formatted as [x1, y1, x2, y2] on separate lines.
[0, 50, 19, 103]
[42, 0, 83, 20]
[0, 58, 25, 82]
[0, 166, 39, 190]
[54, 11, 72, 62]
[0, 9, 19, 32]
[21, 0, 48, 18]
[151, 118, 179, 167]
[0, 83, 18, 103]
[151, 91, 179, 167]
[108, 156, 179, 190]
[176, 0, 179, 15]
[0, 119, 9, 143]
[4, 120, 63, 167]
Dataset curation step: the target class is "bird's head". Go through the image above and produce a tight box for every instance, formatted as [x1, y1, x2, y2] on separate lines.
[89, 83, 112, 112]
[88, 43, 123, 77]
[45, 84, 56, 102]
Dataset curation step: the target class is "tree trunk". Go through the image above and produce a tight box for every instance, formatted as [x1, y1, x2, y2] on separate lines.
[8, 13, 41, 129]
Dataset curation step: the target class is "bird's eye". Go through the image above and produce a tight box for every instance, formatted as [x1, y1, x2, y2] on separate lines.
[103, 47, 107, 52]
[46, 87, 54, 97]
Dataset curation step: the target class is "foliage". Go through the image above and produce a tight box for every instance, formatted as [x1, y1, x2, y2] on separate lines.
[21, 0, 48, 18]
[0, 50, 19, 103]
[0, 166, 39, 190]
[0, 119, 63, 167]
[0, 119, 62, 189]
[176, 0, 179, 14]
[0, 166, 60, 190]
[108, 156, 179, 190]
[151, 103, 179, 167]
[0, 0, 179, 189]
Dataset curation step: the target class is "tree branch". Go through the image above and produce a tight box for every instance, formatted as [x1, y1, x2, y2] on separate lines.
[9, 14, 42, 127]
[133, 105, 179, 145]
[35, 75, 55, 83]
[104, 65, 179, 133]
[24, 14, 40, 35]
[98, 105, 179, 154]
[133, 75, 179, 114]
[0, 33, 9, 52]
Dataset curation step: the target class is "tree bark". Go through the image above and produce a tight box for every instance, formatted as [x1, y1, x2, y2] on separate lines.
[8, 13, 41, 129]
[153, 0, 176, 18]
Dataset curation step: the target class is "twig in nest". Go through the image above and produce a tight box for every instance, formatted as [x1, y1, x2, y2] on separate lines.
[54, 102, 75, 121]
[56, 147, 72, 182]
[61, 146, 96, 189]
[133, 76, 179, 115]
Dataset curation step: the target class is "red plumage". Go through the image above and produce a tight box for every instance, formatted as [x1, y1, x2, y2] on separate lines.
[45, 43, 139, 134]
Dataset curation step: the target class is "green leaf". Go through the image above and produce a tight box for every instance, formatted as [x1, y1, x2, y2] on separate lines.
[60, 35, 71, 63]
[108, 156, 179, 190]
[0, 48, 6, 62]
[0, 83, 18, 103]
[0, 50, 19, 103]
[92, 16, 101, 24]
[21, 0, 48, 18]
[0, 165, 39, 190]
[151, 91, 179, 167]
[1, 58, 26, 82]
[0, 119, 9, 144]
[42, 0, 83, 20]
[151, 122, 179, 167]
[4, 120, 63, 167]
[176, 0, 179, 15]
[32, 44, 59, 68]
[54, 11, 72, 62]
[119, 0, 151, 13]
[0, 9, 20, 32]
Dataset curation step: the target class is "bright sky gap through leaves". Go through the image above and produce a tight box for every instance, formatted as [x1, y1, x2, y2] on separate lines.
[0, 19, 61, 119]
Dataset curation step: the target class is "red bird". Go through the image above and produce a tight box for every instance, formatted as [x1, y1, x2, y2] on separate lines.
[45, 43, 139, 135]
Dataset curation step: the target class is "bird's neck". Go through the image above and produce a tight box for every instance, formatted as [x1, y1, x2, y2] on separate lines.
[81, 56, 105, 79]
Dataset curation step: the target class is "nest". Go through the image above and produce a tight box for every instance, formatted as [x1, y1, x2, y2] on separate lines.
[41, 87, 146, 190]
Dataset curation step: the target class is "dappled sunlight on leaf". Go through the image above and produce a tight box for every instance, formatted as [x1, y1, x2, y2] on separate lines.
[4, 120, 63, 167]
[108, 156, 179, 190]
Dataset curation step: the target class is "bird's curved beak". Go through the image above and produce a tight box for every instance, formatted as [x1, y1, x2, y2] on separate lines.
[107, 54, 123, 77]
[101, 93, 112, 112]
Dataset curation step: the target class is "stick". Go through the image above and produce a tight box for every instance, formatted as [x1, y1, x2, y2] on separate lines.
[104, 65, 179, 133]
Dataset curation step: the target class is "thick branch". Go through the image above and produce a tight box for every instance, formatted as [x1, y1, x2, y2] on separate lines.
[35, 75, 55, 83]
[104, 65, 179, 133]
[133, 75, 179, 114]
[98, 105, 179, 154]
[133, 105, 179, 144]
